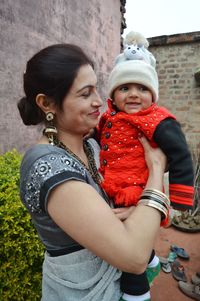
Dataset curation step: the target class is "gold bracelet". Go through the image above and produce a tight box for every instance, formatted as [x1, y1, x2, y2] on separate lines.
[139, 189, 170, 226]
[143, 188, 167, 197]
[143, 188, 169, 200]
[139, 198, 169, 209]
[138, 199, 169, 221]
[140, 195, 170, 209]
[138, 198, 169, 213]
[141, 189, 170, 206]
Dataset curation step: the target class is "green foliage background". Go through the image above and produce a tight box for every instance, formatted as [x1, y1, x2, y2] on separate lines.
[0, 150, 44, 301]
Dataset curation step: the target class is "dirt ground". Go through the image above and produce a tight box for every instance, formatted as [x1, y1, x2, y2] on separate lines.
[150, 226, 200, 300]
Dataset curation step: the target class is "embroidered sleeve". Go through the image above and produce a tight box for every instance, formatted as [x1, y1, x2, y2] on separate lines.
[22, 153, 86, 214]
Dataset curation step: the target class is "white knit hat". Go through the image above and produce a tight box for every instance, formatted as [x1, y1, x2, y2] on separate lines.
[108, 60, 159, 102]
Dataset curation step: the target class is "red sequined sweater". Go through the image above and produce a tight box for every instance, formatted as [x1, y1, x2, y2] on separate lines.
[97, 100, 194, 210]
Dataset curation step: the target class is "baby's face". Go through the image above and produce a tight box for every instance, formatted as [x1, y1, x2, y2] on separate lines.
[113, 83, 153, 114]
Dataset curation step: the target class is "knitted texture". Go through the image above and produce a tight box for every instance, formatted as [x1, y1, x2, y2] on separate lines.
[108, 60, 158, 102]
[98, 101, 175, 207]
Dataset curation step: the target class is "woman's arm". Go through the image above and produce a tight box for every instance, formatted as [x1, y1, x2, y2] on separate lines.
[112, 206, 136, 221]
[47, 137, 166, 274]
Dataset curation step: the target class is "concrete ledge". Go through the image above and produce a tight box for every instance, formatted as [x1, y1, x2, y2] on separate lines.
[148, 31, 200, 46]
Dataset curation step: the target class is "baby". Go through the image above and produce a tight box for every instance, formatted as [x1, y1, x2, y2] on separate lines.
[97, 32, 194, 301]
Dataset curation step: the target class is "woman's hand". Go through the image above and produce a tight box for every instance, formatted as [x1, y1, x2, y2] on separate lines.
[139, 136, 166, 173]
[112, 206, 135, 221]
[139, 136, 167, 190]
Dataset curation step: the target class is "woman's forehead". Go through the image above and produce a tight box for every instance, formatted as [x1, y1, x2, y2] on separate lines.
[72, 65, 97, 90]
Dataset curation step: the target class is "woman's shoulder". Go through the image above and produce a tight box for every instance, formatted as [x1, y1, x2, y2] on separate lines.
[20, 144, 87, 214]
[21, 144, 87, 181]
[20, 144, 86, 188]
[22, 143, 65, 162]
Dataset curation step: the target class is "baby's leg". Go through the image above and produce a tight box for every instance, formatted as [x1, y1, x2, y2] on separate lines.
[119, 250, 160, 301]
[120, 272, 150, 301]
[146, 250, 161, 286]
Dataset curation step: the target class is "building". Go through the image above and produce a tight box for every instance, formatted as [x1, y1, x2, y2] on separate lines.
[0, 0, 125, 153]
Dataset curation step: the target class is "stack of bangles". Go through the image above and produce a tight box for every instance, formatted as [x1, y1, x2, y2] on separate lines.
[138, 188, 170, 227]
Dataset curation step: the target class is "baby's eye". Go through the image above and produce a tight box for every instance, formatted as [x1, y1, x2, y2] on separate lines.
[119, 86, 129, 92]
[139, 85, 148, 92]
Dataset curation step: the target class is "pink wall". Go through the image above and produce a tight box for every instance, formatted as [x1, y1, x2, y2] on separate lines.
[0, 0, 122, 153]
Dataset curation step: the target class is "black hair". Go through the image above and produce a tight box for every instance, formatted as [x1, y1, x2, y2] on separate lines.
[17, 44, 94, 125]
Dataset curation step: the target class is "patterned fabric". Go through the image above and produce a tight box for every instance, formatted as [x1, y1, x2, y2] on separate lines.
[98, 100, 194, 209]
[98, 101, 174, 206]
[22, 152, 86, 214]
[20, 141, 104, 253]
[20, 142, 122, 301]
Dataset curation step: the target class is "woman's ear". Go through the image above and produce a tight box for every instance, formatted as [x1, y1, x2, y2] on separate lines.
[36, 94, 55, 114]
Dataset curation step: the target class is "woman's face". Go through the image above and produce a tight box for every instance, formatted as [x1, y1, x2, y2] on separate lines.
[55, 64, 103, 136]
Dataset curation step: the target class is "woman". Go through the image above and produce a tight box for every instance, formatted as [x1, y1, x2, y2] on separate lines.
[18, 44, 169, 301]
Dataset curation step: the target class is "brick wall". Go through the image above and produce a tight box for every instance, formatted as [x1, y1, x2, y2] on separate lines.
[149, 32, 200, 150]
[0, 0, 123, 153]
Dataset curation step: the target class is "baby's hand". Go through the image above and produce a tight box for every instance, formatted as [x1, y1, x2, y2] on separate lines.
[112, 206, 135, 221]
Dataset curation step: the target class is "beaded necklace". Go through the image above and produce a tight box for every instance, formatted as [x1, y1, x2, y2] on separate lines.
[44, 132, 101, 184]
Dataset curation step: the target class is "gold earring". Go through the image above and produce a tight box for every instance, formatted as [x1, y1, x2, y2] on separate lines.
[43, 112, 57, 145]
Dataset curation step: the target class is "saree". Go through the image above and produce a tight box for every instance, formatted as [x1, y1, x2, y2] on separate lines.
[42, 249, 122, 301]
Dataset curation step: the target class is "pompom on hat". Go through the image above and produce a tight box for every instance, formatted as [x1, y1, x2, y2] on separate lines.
[108, 31, 159, 102]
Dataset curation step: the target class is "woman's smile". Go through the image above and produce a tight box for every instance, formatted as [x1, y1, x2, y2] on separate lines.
[88, 109, 101, 118]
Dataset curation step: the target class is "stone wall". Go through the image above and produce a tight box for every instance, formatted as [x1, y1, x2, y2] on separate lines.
[149, 32, 200, 150]
[0, 0, 122, 153]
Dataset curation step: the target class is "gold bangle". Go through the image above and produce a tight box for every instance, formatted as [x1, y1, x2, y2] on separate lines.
[143, 189, 169, 200]
[138, 202, 166, 221]
[140, 198, 169, 212]
[138, 199, 169, 221]
[140, 195, 170, 209]
[143, 188, 167, 197]
[138, 199, 168, 213]
[141, 189, 170, 206]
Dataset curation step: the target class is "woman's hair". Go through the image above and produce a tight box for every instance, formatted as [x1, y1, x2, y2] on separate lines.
[18, 44, 94, 125]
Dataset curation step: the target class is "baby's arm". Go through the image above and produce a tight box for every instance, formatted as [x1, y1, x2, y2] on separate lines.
[153, 118, 194, 210]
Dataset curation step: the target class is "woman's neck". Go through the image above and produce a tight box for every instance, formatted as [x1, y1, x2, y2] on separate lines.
[57, 131, 89, 166]
[39, 126, 89, 166]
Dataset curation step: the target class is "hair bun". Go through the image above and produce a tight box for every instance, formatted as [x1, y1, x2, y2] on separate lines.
[17, 96, 43, 125]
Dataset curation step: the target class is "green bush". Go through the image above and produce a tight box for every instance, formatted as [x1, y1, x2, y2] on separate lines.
[0, 150, 44, 301]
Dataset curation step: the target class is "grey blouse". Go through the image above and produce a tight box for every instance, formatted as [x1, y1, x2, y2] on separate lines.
[20, 139, 109, 255]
